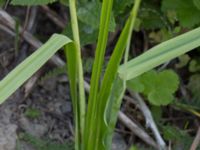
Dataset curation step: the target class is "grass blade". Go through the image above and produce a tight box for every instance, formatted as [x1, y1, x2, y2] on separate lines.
[69, 0, 86, 149]
[0, 34, 71, 103]
[64, 43, 80, 150]
[93, 1, 141, 149]
[84, 0, 114, 149]
[118, 27, 200, 81]
[103, 1, 141, 149]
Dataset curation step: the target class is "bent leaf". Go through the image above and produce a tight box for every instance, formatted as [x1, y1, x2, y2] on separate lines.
[118, 26, 200, 81]
[0, 34, 72, 104]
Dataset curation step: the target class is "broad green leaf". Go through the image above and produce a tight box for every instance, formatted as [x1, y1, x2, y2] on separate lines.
[162, 0, 200, 28]
[148, 89, 173, 106]
[0, 34, 72, 103]
[139, 3, 166, 29]
[127, 70, 179, 106]
[127, 77, 144, 92]
[157, 70, 179, 93]
[118, 26, 200, 81]
[64, 21, 98, 46]
[139, 70, 157, 94]
[77, 1, 116, 32]
[11, 0, 57, 5]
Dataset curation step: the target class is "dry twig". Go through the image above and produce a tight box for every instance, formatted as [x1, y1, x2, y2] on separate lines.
[190, 126, 200, 150]
[131, 92, 166, 150]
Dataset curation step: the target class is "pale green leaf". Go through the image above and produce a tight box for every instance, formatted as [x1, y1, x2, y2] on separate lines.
[118, 26, 200, 81]
[157, 70, 179, 93]
[148, 89, 173, 106]
[127, 77, 144, 92]
[0, 34, 72, 103]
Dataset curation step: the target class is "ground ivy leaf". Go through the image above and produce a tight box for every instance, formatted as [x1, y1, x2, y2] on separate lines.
[162, 0, 200, 28]
[156, 70, 179, 93]
[77, 1, 116, 32]
[127, 77, 144, 93]
[127, 69, 179, 106]
[139, 70, 157, 94]
[148, 89, 174, 106]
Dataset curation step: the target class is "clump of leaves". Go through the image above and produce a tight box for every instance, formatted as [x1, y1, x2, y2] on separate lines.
[127, 69, 179, 106]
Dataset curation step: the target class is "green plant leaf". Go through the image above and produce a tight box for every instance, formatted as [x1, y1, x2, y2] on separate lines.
[118, 26, 200, 81]
[139, 3, 166, 29]
[127, 77, 144, 92]
[189, 59, 200, 72]
[127, 70, 179, 106]
[103, 77, 125, 150]
[193, 0, 200, 10]
[11, 0, 57, 5]
[148, 89, 173, 105]
[84, 0, 114, 149]
[113, 0, 133, 15]
[0, 34, 72, 104]
[77, 1, 116, 32]
[94, 1, 141, 149]
[187, 74, 200, 100]
[162, 0, 200, 28]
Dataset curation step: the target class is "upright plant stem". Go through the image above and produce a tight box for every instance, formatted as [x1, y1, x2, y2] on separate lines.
[84, 0, 113, 149]
[68, 0, 86, 149]
[124, 0, 141, 63]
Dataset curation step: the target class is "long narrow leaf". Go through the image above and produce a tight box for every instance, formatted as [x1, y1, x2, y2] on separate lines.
[0, 34, 71, 103]
[103, 1, 141, 149]
[94, 1, 141, 149]
[84, 0, 114, 149]
[118, 27, 200, 81]
[69, 0, 86, 149]
[64, 43, 79, 149]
